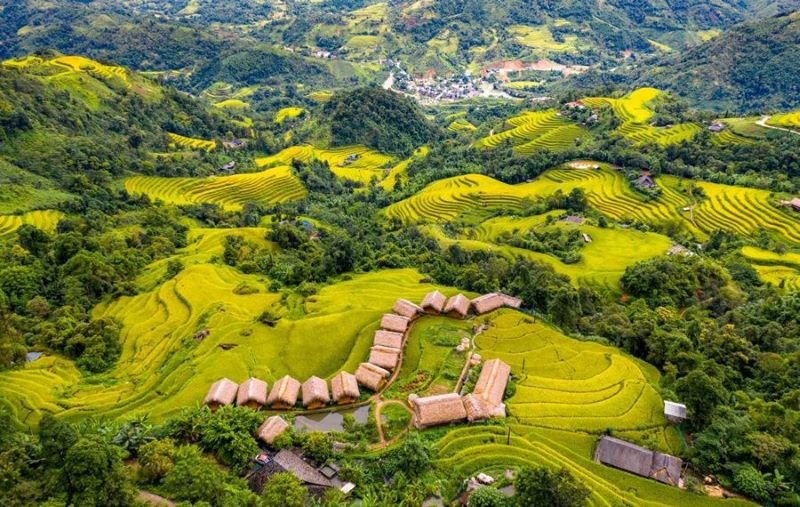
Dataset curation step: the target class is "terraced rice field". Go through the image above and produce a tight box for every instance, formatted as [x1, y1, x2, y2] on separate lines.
[435, 312, 753, 507]
[385, 164, 693, 229]
[308, 90, 334, 102]
[766, 111, 800, 130]
[0, 210, 64, 238]
[741, 246, 800, 291]
[0, 356, 81, 428]
[475, 110, 585, 153]
[583, 88, 701, 146]
[711, 128, 757, 146]
[682, 177, 800, 244]
[508, 25, 579, 51]
[213, 99, 249, 110]
[167, 132, 217, 152]
[448, 118, 477, 131]
[275, 107, 306, 124]
[0, 266, 448, 426]
[4, 55, 129, 85]
[379, 146, 429, 191]
[424, 214, 671, 290]
[257, 145, 395, 184]
[124, 165, 306, 211]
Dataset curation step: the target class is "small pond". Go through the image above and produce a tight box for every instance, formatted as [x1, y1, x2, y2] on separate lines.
[293, 404, 370, 432]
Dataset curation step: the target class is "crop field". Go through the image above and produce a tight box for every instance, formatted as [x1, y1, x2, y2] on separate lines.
[741, 246, 800, 291]
[213, 99, 249, 110]
[257, 145, 396, 185]
[433, 311, 750, 507]
[4, 55, 129, 86]
[385, 164, 694, 228]
[583, 88, 701, 146]
[447, 118, 477, 131]
[422, 216, 670, 291]
[0, 210, 64, 238]
[0, 266, 448, 426]
[475, 110, 586, 153]
[308, 90, 334, 102]
[681, 177, 800, 243]
[434, 312, 755, 506]
[386, 162, 800, 244]
[167, 132, 217, 152]
[275, 107, 306, 124]
[508, 25, 579, 52]
[124, 165, 306, 211]
[379, 146, 429, 191]
[767, 111, 800, 130]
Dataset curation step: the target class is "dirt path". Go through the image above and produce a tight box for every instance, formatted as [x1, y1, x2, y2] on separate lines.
[756, 115, 800, 136]
[138, 491, 174, 507]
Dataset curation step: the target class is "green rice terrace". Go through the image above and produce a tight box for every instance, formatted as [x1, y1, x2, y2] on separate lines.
[385, 162, 800, 245]
[741, 246, 800, 291]
[124, 165, 306, 211]
[582, 88, 703, 146]
[0, 210, 63, 238]
[474, 109, 587, 153]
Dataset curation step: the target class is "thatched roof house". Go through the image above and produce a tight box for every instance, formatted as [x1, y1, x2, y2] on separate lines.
[380, 313, 410, 333]
[444, 294, 471, 319]
[471, 292, 522, 315]
[594, 436, 682, 486]
[369, 345, 401, 370]
[331, 371, 359, 404]
[302, 376, 330, 409]
[473, 358, 511, 415]
[248, 449, 332, 496]
[257, 415, 289, 445]
[237, 377, 268, 409]
[203, 378, 238, 411]
[355, 362, 390, 391]
[421, 290, 447, 314]
[373, 330, 403, 349]
[409, 393, 468, 428]
[664, 401, 687, 423]
[462, 393, 490, 422]
[267, 375, 301, 409]
[393, 298, 423, 319]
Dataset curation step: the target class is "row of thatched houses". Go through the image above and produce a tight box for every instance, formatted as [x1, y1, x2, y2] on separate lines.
[408, 358, 512, 429]
[203, 372, 362, 412]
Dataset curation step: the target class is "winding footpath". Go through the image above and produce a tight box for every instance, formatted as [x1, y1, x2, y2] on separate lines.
[756, 115, 800, 136]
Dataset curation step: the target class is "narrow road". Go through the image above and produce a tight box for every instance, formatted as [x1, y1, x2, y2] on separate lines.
[138, 491, 174, 507]
[756, 115, 800, 136]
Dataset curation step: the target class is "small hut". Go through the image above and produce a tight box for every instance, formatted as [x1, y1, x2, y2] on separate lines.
[369, 345, 401, 370]
[421, 290, 447, 314]
[473, 358, 511, 414]
[302, 376, 330, 409]
[331, 371, 359, 405]
[248, 449, 332, 496]
[257, 415, 289, 445]
[237, 377, 268, 409]
[664, 401, 687, 423]
[380, 313, 410, 333]
[408, 393, 468, 429]
[267, 375, 301, 409]
[355, 362, 390, 391]
[594, 436, 682, 486]
[373, 330, 403, 349]
[444, 294, 470, 319]
[393, 298, 423, 320]
[203, 378, 238, 411]
[790, 197, 800, 212]
[471, 293, 522, 315]
[462, 393, 490, 422]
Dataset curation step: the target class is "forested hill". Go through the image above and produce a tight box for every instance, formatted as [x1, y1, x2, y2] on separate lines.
[633, 11, 800, 112]
[0, 54, 235, 213]
[3, 0, 799, 82]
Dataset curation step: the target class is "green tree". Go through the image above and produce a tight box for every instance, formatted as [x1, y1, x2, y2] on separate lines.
[16, 225, 50, 257]
[301, 431, 332, 463]
[61, 437, 134, 507]
[38, 414, 78, 468]
[261, 472, 306, 507]
[513, 466, 589, 507]
[201, 405, 260, 473]
[470, 486, 509, 507]
[137, 438, 176, 483]
[163, 445, 227, 504]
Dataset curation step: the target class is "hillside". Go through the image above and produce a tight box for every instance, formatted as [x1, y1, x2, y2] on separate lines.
[635, 11, 800, 111]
